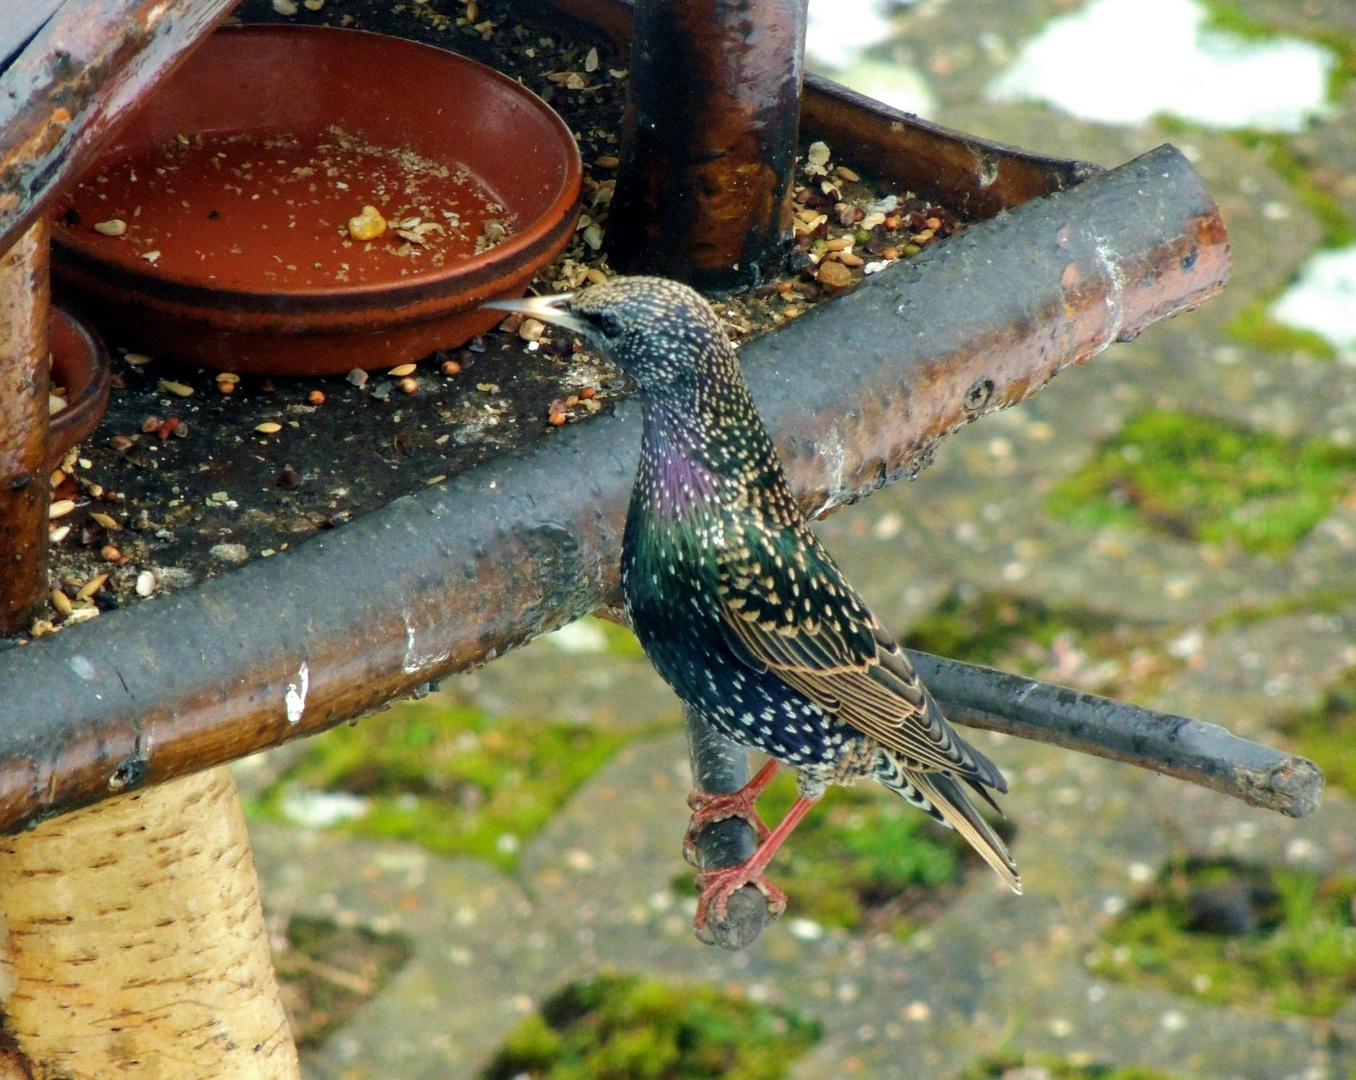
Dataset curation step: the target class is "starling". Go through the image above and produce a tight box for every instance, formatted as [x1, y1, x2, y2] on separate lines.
[488, 277, 1019, 926]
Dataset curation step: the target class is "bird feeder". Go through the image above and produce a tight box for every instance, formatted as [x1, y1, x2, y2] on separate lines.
[0, 0, 1315, 1071]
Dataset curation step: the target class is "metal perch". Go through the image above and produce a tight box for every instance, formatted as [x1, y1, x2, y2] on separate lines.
[686, 656, 1324, 950]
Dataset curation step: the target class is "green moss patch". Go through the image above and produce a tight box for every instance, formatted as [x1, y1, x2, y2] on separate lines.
[1279, 666, 1356, 795]
[1086, 857, 1356, 1017]
[1047, 411, 1356, 555]
[902, 588, 1179, 702]
[676, 771, 1004, 939]
[1224, 298, 1338, 359]
[254, 700, 661, 870]
[274, 915, 412, 1048]
[482, 972, 820, 1080]
[961, 1052, 1178, 1080]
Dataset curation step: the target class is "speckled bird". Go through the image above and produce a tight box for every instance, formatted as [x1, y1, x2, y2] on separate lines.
[489, 276, 1019, 927]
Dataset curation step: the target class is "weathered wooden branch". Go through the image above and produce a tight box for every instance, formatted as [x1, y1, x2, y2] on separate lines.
[0, 144, 1228, 836]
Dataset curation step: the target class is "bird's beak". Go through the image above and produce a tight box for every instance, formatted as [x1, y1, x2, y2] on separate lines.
[482, 293, 590, 336]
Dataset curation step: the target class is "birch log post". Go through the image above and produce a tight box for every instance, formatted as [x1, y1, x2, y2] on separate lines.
[0, 767, 299, 1080]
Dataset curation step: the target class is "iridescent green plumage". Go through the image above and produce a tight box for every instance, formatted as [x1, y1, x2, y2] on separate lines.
[488, 276, 1019, 921]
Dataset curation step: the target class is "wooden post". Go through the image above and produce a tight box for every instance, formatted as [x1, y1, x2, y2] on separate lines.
[0, 767, 300, 1080]
[607, 0, 808, 290]
[0, 219, 50, 638]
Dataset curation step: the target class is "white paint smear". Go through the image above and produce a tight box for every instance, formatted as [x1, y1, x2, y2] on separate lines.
[986, 0, 1333, 132]
[285, 661, 309, 724]
[1270, 246, 1356, 363]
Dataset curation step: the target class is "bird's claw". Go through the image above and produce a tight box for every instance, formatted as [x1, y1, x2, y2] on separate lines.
[694, 864, 788, 929]
[682, 788, 772, 867]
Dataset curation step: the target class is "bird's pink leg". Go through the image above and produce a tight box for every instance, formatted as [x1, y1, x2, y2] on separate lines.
[683, 759, 779, 865]
[694, 792, 821, 929]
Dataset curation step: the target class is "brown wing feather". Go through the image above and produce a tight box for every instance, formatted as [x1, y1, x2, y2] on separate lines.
[716, 517, 1006, 791]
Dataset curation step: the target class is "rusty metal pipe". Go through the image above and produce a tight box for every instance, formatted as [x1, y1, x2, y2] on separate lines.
[607, 0, 807, 289]
[0, 144, 1229, 833]
[0, 220, 50, 638]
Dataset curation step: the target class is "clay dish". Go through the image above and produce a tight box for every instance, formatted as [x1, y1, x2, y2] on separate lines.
[48, 306, 112, 472]
[50, 25, 582, 375]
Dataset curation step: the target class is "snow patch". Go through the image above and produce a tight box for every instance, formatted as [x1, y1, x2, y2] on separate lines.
[986, 0, 1334, 132]
[1270, 246, 1356, 363]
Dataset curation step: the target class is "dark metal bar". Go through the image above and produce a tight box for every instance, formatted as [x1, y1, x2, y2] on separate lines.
[685, 709, 767, 950]
[0, 144, 1228, 834]
[0, 220, 51, 638]
[0, 0, 236, 255]
[907, 651, 1323, 819]
[607, 0, 808, 289]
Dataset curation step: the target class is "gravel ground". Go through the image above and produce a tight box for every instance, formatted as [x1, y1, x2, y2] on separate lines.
[240, 0, 1356, 1076]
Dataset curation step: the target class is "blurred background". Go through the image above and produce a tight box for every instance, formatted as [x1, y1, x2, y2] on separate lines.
[236, 0, 1356, 1077]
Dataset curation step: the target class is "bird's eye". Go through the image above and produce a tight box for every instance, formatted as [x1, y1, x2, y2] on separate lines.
[597, 312, 624, 338]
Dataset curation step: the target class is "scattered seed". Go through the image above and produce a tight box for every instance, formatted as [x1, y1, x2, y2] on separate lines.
[109, 435, 135, 452]
[441, 359, 462, 376]
[579, 386, 597, 399]
[51, 590, 73, 618]
[93, 219, 127, 236]
[825, 236, 853, 251]
[141, 250, 160, 263]
[911, 229, 935, 243]
[255, 422, 282, 434]
[388, 363, 417, 376]
[77, 574, 109, 601]
[308, 389, 326, 405]
[135, 570, 156, 597]
[595, 155, 620, 169]
[218, 380, 234, 394]
[838, 251, 865, 267]
[399, 377, 418, 394]
[583, 223, 603, 250]
[141, 416, 161, 433]
[272, 0, 298, 12]
[49, 499, 76, 519]
[835, 166, 860, 182]
[48, 525, 71, 544]
[124, 352, 151, 367]
[85, 483, 103, 498]
[497, 312, 524, 334]
[66, 606, 99, 626]
[548, 412, 566, 426]
[347, 204, 387, 241]
[346, 368, 369, 387]
[926, 216, 941, 230]
[157, 416, 179, 440]
[101, 545, 122, 561]
[91, 512, 120, 530]
[519, 318, 545, 342]
[476, 382, 500, 393]
[303, 0, 324, 8]
[882, 246, 900, 260]
[816, 260, 853, 289]
[585, 46, 599, 72]
[216, 372, 240, 385]
[158, 379, 193, 397]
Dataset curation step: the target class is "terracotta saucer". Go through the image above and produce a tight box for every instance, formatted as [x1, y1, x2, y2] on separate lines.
[48, 305, 112, 472]
[50, 25, 582, 375]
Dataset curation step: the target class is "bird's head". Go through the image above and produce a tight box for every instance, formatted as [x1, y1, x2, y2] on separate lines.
[485, 276, 729, 398]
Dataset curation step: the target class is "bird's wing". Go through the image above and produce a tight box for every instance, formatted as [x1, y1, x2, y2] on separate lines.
[714, 515, 1006, 791]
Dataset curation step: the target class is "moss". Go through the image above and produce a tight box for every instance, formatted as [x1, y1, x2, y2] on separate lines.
[1047, 411, 1356, 555]
[274, 915, 412, 1048]
[1279, 666, 1356, 796]
[253, 700, 666, 871]
[1233, 131, 1356, 250]
[902, 588, 1180, 702]
[962, 1051, 1181, 1080]
[676, 772, 996, 939]
[1224, 298, 1338, 359]
[481, 972, 820, 1080]
[1086, 857, 1356, 1017]
[1205, 588, 1356, 631]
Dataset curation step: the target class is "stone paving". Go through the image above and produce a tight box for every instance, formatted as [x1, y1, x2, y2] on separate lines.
[239, 0, 1356, 1076]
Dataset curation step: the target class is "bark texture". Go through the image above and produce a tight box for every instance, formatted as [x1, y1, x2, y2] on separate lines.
[0, 767, 299, 1080]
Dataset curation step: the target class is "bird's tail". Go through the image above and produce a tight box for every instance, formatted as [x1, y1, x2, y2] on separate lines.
[877, 760, 1022, 894]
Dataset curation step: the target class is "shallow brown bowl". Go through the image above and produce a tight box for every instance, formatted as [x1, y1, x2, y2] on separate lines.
[50, 25, 582, 375]
[48, 306, 112, 472]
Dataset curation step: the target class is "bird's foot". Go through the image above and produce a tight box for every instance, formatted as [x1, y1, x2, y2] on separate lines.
[682, 759, 779, 867]
[695, 863, 788, 928]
